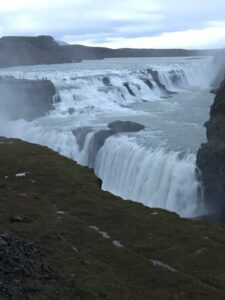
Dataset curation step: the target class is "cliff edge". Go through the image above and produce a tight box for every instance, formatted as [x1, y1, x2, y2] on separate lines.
[0, 137, 225, 299]
[197, 78, 225, 215]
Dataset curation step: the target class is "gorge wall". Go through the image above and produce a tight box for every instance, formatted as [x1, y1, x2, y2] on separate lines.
[0, 76, 55, 120]
[197, 76, 225, 215]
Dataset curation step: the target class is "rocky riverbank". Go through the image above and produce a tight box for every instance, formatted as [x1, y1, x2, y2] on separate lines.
[1, 137, 225, 299]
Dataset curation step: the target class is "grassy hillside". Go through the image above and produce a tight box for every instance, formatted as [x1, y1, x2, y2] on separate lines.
[0, 137, 225, 299]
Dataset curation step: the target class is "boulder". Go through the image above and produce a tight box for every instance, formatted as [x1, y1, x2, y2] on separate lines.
[108, 120, 145, 132]
[102, 77, 111, 86]
[146, 69, 175, 96]
[123, 82, 136, 96]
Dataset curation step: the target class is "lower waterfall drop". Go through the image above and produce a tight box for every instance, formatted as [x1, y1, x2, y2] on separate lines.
[95, 136, 204, 217]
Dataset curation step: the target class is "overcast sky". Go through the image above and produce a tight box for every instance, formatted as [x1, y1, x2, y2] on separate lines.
[0, 0, 225, 49]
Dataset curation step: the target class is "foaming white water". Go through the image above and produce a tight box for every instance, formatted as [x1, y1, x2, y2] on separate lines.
[0, 56, 211, 218]
[1, 119, 94, 165]
[1, 119, 205, 217]
[0, 57, 212, 118]
[95, 136, 204, 217]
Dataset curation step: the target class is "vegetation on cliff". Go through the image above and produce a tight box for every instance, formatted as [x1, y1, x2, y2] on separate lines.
[0, 137, 225, 299]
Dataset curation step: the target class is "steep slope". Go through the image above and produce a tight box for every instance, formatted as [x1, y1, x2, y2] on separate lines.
[0, 137, 225, 299]
[197, 78, 225, 215]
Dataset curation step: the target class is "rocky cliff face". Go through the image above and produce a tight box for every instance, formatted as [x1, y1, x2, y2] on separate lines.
[197, 78, 225, 214]
[0, 76, 56, 120]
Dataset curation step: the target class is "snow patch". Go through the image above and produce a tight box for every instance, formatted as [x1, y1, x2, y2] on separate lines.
[150, 259, 177, 272]
[151, 212, 159, 215]
[89, 225, 111, 239]
[112, 240, 123, 248]
[15, 172, 27, 177]
[57, 211, 65, 215]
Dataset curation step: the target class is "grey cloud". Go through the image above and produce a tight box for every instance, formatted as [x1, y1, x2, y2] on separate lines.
[0, 0, 225, 48]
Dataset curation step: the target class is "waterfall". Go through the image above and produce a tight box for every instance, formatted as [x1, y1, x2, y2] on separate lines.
[95, 136, 204, 217]
[0, 60, 211, 117]
[0, 57, 210, 218]
[2, 120, 205, 217]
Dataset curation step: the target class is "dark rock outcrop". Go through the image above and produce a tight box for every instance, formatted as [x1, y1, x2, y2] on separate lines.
[146, 69, 175, 97]
[88, 129, 114, 167]
[108, 120, 145, 132]
[123, 82, 136, 96]
[0, 77, 56, 120]
[88, 121, 145, 167]
[0, 231, 53, 300]
[143, 79, 154, 90]
[197, 78, 225, 214]
[72, 127, 92, 151]
[102, 77, 111, 86]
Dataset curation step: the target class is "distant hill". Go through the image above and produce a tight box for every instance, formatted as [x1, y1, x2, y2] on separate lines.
[0, 35, 218, 68]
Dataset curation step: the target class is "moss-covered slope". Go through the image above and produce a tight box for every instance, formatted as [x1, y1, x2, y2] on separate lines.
[0, 137, 225, 299]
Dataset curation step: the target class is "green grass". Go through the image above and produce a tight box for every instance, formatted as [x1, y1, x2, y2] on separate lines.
[0, 137, 225, 299]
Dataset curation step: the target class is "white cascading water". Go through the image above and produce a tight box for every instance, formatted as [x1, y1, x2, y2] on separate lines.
[0, 58, 211, 117]
[95, 136, 204, 217]
[0, 57, 212, 217]
[5, 121, 205, 217]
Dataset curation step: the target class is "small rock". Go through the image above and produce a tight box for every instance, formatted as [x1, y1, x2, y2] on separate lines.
[9, 216, 24, 223]
[0, 237, 7, 246]
[0, 232, 10, 240]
